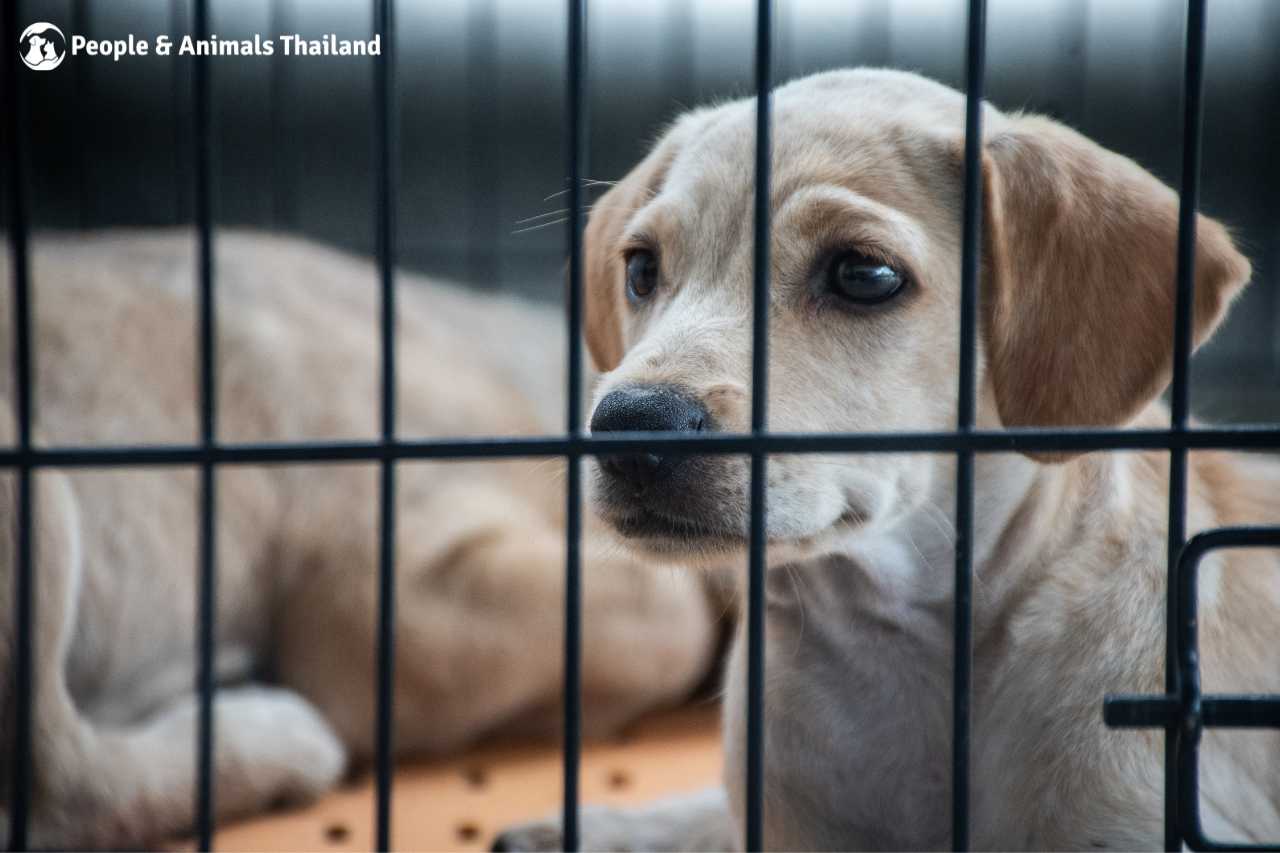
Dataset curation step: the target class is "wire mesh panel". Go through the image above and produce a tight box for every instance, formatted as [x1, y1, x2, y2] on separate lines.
[1102, 3, 1280, 852]
[3, 0, 1280, 851]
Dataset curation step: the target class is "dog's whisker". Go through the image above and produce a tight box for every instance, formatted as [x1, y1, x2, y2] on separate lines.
[510, 218, 569, 235]
[513, 208, 570, 225]
[914, 501, 955, 543]
[923, 501, 958, 543]
[541, 179, 618, 203]
[903, 526, 936, 573]
[511, 201, 634, 232]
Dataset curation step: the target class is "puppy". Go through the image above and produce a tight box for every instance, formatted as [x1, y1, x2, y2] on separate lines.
[0, 230, 727, 848]
[496, 68, 1279, 850]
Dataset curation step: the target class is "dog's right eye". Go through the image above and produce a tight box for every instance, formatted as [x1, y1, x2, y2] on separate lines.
[624, 250, 658, 303]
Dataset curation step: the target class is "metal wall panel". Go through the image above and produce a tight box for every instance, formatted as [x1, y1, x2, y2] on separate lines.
[9, 0, 1280, 417]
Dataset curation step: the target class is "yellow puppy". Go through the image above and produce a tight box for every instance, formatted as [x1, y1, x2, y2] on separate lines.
[497, 68, 1278, 850]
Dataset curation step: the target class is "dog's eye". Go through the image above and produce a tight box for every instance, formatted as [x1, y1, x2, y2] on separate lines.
[625, 249, 658, 303]
[827, 251, 905, 304]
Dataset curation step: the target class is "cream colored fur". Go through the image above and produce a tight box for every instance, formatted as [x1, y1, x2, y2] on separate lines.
[0, 230, 727, 848]
[496, 68, 1279, 850]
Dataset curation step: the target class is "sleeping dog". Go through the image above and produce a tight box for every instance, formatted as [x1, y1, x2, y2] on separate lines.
[496, 68, 1279, 849]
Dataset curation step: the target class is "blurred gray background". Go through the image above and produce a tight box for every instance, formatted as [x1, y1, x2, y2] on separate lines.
[9, 0, 1280, 420]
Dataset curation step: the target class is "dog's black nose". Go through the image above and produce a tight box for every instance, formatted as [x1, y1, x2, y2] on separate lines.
[590, 385, 708, 489]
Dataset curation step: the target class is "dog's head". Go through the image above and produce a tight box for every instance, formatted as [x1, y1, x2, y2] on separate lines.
[583, 69, 1251, 563]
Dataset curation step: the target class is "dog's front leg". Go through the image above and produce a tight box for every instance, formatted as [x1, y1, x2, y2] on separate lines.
[492, 787, 736, 852]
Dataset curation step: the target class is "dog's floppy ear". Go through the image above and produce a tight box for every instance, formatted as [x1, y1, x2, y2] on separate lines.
[582, 129, 684, 371]
[980, 115, 1251, 435]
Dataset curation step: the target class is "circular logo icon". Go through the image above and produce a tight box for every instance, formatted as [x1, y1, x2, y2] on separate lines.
[19, 22, 67, 71]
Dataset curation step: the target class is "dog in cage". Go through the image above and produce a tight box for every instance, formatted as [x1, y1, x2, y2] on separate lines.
[0, 231, 732, 848]
[495, 68, 1280, 850]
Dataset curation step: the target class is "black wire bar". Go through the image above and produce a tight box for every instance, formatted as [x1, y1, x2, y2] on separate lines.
[0, 426, 1278, 469]
[192, 0, 217, 846]
[372, 0, 399, 848]
[3, 0, 34, 846]
[562, 0, 588, 848]
[1161, 0, 1208, 846]
[953, 0, 986, 847]
[744, 0, 772, 848]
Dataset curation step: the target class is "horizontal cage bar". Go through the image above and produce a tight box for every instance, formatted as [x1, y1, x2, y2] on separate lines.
[0, 425, 1277, 469]
[1106, 696, 1280, 730]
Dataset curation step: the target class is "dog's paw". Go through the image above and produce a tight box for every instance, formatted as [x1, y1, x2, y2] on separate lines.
[492, 807, 649, 853]
[211, 686, 348, 811]
[491, 819, 564, 852]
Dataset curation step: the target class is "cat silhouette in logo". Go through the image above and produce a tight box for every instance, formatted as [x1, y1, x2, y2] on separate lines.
[21, 26, 65, 69]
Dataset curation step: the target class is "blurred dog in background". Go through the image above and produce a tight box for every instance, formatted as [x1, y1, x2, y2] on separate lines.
[0, 231, 730, 848]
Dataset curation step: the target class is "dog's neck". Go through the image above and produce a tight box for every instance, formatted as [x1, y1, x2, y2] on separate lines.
[826, 447, 1135, 630]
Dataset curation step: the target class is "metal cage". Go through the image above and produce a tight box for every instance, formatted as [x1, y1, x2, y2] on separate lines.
[4, 0, 1280, 851]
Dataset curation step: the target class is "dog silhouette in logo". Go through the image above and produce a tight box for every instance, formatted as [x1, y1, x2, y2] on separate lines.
[21, 26, 65, 68]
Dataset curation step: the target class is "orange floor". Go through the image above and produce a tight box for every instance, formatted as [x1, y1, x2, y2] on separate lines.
[177, 706, 721, 852]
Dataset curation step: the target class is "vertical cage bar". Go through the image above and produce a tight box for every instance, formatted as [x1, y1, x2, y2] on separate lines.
[195, 456, 217, 846]
[7, 472, 32, 853]
[268, 0, 294, 229]
[1164, 1, 1207, 848]
[953, 0, 986, 849]
[373, 0, 398, 848]
[192, 0, 217, 845]
[3, 2, 34, 848]
[562, 0, 587, 848]
[745, 1, 771, 849]
[72, 0, 89, 228]
[466, 0, 500, 288]
[1175, 533, 1204, 851]
[169, 0, 191, 223]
